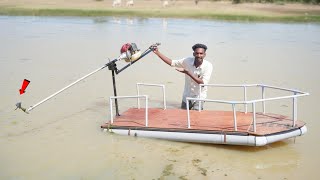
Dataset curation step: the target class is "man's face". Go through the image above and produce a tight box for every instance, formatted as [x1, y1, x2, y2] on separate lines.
[193, 48, 206, 62]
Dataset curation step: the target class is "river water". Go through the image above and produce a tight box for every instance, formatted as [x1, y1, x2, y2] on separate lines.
[0, 16, 320, 179]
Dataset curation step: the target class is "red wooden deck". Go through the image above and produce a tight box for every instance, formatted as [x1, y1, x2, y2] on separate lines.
[101, 108, 305, 136]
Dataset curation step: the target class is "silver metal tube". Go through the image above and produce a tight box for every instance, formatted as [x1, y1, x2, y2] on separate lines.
[27, 65, 107, 112]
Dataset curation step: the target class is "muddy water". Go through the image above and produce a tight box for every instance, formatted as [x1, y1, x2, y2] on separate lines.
[0, 16, 320, 179]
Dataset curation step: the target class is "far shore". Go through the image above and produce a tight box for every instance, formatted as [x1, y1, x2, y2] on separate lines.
[1, 0, 320, 22]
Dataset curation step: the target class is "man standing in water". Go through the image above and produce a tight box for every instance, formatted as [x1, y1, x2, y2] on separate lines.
[152, 43, 213, 110]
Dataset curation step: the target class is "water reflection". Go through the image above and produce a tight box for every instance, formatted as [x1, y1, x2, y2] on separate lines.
[92, 16, 151, 27]
[92, 17, 108, 24]
[111, 16, 122, 24]
[162, 18, 167, 30]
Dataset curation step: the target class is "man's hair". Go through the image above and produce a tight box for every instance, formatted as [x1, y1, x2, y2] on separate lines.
[192, 43, 207, 52]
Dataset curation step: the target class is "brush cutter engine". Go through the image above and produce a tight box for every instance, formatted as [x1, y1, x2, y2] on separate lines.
[120, 43, 142, 62]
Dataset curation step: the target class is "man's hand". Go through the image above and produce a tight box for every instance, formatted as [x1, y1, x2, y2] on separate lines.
[175, 68, 189, 74]
[151, 43, 172, 66]
[176, 68, 204, 84]
[150, 44, 159, 54]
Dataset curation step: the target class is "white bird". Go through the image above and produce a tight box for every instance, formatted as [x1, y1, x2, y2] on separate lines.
[126, 0, 134, 6]
[163, 1, 169, 8]
[112, 0, 121, 7]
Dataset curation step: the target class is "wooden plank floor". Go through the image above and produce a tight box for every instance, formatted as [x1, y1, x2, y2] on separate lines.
[101, 108, 306, 136]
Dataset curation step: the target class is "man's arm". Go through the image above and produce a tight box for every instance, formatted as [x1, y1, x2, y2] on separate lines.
[152, 46, 172, 66]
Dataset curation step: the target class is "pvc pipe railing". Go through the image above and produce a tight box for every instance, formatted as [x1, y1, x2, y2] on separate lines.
[136, 83, 166, 110]
[109, 84, 308, 133]
[109, 95, 148, 126]
[188, 84, 309, 132]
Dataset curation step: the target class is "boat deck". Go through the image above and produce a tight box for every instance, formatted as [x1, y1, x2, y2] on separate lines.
[101, 108, 305, 136]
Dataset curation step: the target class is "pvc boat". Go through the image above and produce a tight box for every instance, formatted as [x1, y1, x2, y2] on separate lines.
[101, 83, 309, 146]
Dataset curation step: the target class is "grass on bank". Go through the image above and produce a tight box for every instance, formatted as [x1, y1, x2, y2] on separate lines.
[0, 7, 320, 22]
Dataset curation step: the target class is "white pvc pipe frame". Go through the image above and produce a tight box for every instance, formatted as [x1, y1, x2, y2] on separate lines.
[192, 84, 309, 131]
[136, 83, 166, 110]
[109, 95, 149, 126]
[109, 83, 166, 127]
[109, 84, 308, 133]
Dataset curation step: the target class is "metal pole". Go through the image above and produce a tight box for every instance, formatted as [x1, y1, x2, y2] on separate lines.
[116, 48, 156, 74]
[26, 64, 109, 112]
[111, 68, 120, 116]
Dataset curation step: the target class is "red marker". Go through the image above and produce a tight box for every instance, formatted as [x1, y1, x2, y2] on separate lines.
[19, 79, 30, 95]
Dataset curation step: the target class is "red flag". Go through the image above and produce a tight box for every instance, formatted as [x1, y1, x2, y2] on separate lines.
[19, 79, 30, 95]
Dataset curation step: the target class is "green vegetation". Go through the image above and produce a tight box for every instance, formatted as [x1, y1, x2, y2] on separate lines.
[0, 6, 320, 22]
[159, 164, 174, 179]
